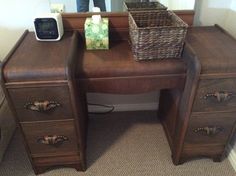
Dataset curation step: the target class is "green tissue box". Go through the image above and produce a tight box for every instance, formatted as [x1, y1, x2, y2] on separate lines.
[84, 18, 109, 50]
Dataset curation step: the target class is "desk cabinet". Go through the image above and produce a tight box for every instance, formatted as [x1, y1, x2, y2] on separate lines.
[179, 26, 236, 162]
[0, 31, 87, 174]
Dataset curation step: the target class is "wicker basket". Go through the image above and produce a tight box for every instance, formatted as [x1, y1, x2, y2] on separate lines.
[129, 10, 188, 61]
[124, 1, 167, 11]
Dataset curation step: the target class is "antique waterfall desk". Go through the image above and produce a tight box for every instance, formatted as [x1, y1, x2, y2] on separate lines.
[1, 12, 236, 174]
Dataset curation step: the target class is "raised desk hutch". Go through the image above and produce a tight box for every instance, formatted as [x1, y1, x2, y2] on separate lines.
[1, 12, 236, 174]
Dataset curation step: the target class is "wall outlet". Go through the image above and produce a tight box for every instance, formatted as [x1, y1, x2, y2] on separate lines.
[50, 3, 65, 13]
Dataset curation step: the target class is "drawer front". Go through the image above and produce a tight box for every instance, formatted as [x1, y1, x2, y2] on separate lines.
[192, 78, 236, 112]
[182, 144, 225, 159]
[21, 120, 78, 157]
[184, 112, 236, 146]
[8, 86, 73, 121]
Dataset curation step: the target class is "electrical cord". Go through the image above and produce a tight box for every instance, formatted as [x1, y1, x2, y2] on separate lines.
[87, 103, 115, 114]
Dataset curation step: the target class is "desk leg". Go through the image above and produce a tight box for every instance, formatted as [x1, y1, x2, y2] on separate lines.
[71, 80, 89, 171]
[76, 88, 89, 170]
[158, 89, 182, 163]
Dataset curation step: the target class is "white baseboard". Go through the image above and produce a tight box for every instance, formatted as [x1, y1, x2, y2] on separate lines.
[88, 103, 158, 113]
[227, 145, 236, 172]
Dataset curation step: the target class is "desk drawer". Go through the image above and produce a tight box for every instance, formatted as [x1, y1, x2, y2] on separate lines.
[8, 86, 73, 121]
[192, 78, 236, 112]
[21, 120, 78, 158]
[182, 144, 225, 160]
[185, 112, 236, 146]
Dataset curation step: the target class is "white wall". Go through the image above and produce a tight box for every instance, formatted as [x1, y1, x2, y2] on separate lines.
[194, 0, 231, 26]
[224, 1, 236, 37]
[0, 0, 51, 61]
[168, 0, 195, 10]
[50, 0, 77, 12]
[0, 0, 50, 29]
[194, 0, 236, 38]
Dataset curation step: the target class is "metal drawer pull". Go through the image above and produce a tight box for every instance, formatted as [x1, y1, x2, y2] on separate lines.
[37, 135, 69, 147]
[204, 91, 234, 102]
[194, 126, 224, 136]
[24, 101, 61, 112]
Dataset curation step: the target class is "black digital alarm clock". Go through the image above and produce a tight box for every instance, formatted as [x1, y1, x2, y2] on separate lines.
[34, 13, 64, 41]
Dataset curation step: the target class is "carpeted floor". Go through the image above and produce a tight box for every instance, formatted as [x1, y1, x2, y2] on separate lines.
[0, 111, 235, 176]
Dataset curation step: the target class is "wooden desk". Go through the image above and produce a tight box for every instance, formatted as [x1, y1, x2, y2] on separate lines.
[4, 12, 236, 175]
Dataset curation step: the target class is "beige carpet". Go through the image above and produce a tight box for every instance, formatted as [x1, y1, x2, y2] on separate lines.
[0, 111, 235, 176]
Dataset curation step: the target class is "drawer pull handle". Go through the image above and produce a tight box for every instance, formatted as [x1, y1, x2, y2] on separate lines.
[204, 91, 233, 102]
[194, 126, 224, 136]
[24, 101, 61, 112]
[37, 135, 69, 147]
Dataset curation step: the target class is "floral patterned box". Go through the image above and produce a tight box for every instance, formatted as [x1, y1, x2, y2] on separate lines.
[84, 18, 109, 50]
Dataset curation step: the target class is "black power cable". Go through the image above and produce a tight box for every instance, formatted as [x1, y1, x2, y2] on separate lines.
[87, 103, 115, 114]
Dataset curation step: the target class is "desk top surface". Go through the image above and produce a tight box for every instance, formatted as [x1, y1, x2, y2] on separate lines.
[2, 31, 186, 83]
[186, 26, 236, 76]
[3, 25, 236, 83]
[76, 39, 186, 79]
[3, 32, 74, 82]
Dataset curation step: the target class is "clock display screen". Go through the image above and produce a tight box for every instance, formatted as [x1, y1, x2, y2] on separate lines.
[39, 21, 54, 31]
[34, 18, 59, 39]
